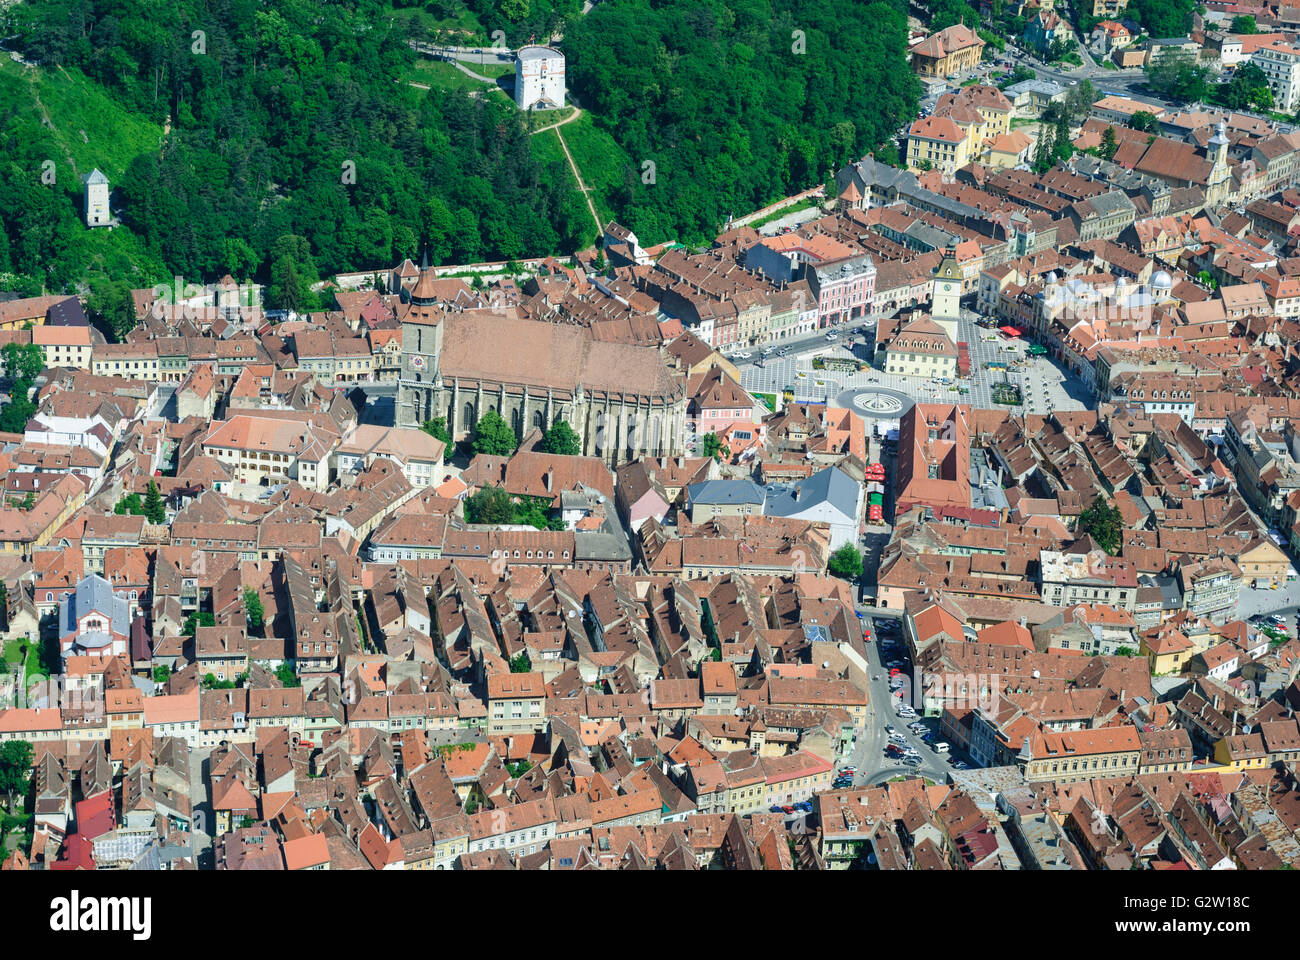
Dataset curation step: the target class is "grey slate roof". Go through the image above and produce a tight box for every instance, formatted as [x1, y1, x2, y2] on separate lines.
[686, 479, 766, 507]
[1086, 191, 1137, 218]
[764, 466, 859, 521]
[60, 573, 132, 639]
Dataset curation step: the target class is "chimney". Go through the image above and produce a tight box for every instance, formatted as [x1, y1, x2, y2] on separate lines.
[1232, 708, 1239, 735]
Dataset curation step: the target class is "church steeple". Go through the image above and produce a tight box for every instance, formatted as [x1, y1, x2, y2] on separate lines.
[411, 251, 439, 307]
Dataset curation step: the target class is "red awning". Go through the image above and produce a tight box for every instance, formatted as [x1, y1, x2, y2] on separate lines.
[998, 326, 1022, 337]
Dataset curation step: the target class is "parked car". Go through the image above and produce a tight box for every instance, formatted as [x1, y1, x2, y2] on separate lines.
[952, 760, 969, 770]
[769, 805, 785, 813]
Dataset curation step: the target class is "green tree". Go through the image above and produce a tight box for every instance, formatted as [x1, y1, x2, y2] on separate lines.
[1052, 108, 1074, 164]
[472, 409, 518, 456]
[221, 238, 260, 281]
[182, 611, 216, 637]
[0, 741, 33, 813]
[86, 281, 138, 342]
[1, 342, 44, 384]
[201, 673, 236, 690]
[509, 652, 532, 673]
[828, 543, 863, 580]
[464, 484, 515, 524]
[1077, 495, 1124, 555]
[1127, 0, 1197, 38]
[538, 419, 581, 456]
[114, 492, 144, 516]
[20, 491, 34, 511]
[700, 432, 722, 460]
[421, 417, 451, 445]
[999, 65, 1036, 90]
[1100, 125, 1119, 161]
[243, 587, 265, 630]
[1231, 15, 1257, 33]
[1211, 63, 1273, 110]
[1129, 110, 1159, 132]
[152, 664, 171, 684]
[143, 480, 166, 524]
[275, 663, 302, 687]
[1145, 48, 1209, 103]
[1032, 124, 1055, 174]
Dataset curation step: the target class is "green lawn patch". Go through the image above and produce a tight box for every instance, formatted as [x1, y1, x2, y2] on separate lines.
[755, 392, 778, 411]
[405, 57, 501, 94]
[559, 111, 632, 230]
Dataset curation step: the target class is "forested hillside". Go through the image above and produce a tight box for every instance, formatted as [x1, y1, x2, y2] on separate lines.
[4, 0, 592, 310]
[563, 0, 919, 244]
[1, 0, 917, 314]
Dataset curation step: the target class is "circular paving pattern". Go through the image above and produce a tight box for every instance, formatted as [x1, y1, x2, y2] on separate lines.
[854, 392, 904, 415]
[834, 387, 915, 420]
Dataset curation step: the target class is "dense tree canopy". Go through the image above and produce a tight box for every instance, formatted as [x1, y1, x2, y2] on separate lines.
[7, 0, 920, 291]
[828, 543, 862, 581]
[563, 0, 918, 244]
[9, 0, 590, 291]
[1126, 0, 1198, 38]
[0, 740, 33, 813]
[538, 419, 581, 455]
[1078, 496, 1124, 555]
[1145, 49, 1210, 103]
[472, 409, 519, 456]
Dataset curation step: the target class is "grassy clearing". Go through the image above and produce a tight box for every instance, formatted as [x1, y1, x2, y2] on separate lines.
[1, 639, 24, 665]
[531, 128, 567, 167]
[560, 111, 632, 228]
[406, 57, 494, 91]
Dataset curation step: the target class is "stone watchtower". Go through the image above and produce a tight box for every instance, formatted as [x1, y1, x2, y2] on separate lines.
[84, 169, 110, 227]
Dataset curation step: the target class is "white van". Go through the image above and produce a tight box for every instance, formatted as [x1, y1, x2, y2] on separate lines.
[933, 741, 951, 753]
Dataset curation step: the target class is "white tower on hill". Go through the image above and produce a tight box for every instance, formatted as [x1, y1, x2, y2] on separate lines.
[84, 169, 110, 227]
[515, 45, 565, 111]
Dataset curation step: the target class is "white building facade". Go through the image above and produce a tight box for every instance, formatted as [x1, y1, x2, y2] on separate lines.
[515, 45, 565, 110]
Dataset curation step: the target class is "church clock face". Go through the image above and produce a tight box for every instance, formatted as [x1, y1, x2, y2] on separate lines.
[943, 283, 953, 292]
